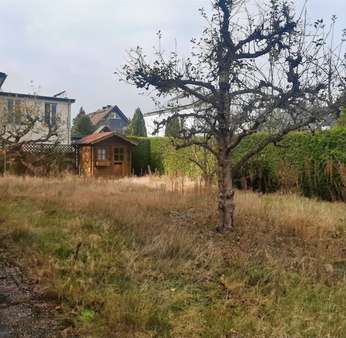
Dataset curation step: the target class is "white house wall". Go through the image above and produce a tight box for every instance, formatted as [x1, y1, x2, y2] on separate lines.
[0, 96, 72, 144]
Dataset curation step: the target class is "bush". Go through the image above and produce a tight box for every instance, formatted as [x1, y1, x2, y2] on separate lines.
[0, 149, 76, 176]
[128, 137, 150, 175]
[131, 128, 346, 201]
[233, 128, 346, 201]
[0, 151, 4, 175]
[148, 137, 169, 173]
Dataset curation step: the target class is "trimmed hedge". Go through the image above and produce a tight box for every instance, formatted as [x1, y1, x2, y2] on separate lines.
[131, 128, 346, 201]
[234, 128, 346, 201]
[131, 137, 207, 176]
[128, 137, 151, 175]
[148, 137, 169, 173]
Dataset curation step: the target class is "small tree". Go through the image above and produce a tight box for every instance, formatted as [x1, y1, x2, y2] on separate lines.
[165, 116, 182, 137]
[127, 107, 147, 137]
[0, 99, 60, 174]
[120, 0, 346, 232]
[72, 107, 94, 138]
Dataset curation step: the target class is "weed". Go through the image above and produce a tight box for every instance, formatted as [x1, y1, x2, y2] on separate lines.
[0, 175, 346, 337]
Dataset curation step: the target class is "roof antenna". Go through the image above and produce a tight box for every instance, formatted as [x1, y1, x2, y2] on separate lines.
[53, 90, 66, 97]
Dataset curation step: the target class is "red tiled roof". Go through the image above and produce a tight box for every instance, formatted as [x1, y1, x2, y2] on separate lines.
[78, 132, 113, 144]
[89, 109, 110, 125]
[77, 132, 137, 146]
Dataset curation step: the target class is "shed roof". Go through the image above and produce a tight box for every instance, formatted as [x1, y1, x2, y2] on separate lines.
[77, 132, 137, 146]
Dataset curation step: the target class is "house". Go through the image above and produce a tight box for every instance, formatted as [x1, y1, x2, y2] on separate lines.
[88, 105, 129, 134]
[0, 72, 75, 144]
[76, 131, 136, 177]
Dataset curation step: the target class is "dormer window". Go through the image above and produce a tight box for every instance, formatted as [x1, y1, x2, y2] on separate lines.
[111, 111, 121, 119]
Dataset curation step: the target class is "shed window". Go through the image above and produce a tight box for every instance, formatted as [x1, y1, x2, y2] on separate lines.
[44, 103, 57, 126]
[97, 148, 107, 161]
[114, 147, 124, 162]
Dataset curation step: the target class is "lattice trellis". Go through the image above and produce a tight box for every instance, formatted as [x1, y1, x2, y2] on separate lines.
[21, 143, 77, 154]
[1, 143, 81, 174]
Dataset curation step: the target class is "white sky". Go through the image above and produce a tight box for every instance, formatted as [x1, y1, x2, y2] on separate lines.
[0, 0, 345, 127]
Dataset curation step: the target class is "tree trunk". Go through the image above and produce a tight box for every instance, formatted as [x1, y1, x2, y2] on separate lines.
[216, 148, 235, 232]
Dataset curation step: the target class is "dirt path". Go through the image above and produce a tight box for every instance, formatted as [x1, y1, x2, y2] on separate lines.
[0, 251, 66, 338]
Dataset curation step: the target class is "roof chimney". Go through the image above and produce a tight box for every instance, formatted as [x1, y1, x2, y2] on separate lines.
[0, 72, 7, 90]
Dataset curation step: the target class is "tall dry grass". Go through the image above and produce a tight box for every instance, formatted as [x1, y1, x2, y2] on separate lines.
[1, 174, 345, 283]
[1, 175, 346, 337]
[1, 174, 343, 238]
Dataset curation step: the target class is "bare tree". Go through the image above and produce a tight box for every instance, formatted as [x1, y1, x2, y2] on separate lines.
[120, 0, 346, 232]
[188, 136, 217, 188]
[0, 99, 59, 174]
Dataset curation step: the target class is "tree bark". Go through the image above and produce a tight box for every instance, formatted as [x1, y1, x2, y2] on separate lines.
[216, 145, 235, 232]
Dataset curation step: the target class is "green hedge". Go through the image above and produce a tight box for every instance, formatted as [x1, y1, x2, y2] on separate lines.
[148, 137, 169, 173]
[131, 128, 346, 201]
[131, 137, 208, 176]
[234, 128, 346, 201]
[128, 137, 151, 175]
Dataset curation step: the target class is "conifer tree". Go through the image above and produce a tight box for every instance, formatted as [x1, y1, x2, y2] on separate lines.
[127, 108, 147, 137]
[72, 107, 94, 138]
[165, 116, 181, 137]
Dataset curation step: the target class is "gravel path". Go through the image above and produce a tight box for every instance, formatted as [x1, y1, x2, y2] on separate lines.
[0, 251, 67, 338]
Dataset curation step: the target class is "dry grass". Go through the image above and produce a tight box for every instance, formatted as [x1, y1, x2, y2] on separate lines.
[0, 175, 346, 337]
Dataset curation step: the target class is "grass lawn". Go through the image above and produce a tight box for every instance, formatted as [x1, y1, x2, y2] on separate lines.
[0, 175, 346, 337]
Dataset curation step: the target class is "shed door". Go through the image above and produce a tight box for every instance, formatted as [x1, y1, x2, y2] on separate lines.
[113, 147, 125, 176]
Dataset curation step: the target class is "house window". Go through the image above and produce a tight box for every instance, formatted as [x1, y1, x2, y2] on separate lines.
[114, 147, 124, 162]
[7, 99, 22, 125]
[44, 103, 57, 126]
[97, 148, 107, 161]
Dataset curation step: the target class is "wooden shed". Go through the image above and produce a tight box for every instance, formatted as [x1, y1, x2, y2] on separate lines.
[77, 132, 136, 178]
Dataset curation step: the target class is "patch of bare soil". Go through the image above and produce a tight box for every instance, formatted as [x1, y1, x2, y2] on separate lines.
[0, 250, 68, 338]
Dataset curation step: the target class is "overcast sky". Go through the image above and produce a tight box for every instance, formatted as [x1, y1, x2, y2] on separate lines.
[0, 0, 345, 120]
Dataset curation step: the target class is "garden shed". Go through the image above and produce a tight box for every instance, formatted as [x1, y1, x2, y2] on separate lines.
[76, 132, 136, 177]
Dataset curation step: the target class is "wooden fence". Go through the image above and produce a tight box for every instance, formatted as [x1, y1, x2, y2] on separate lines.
[0, 143, 80, 176]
